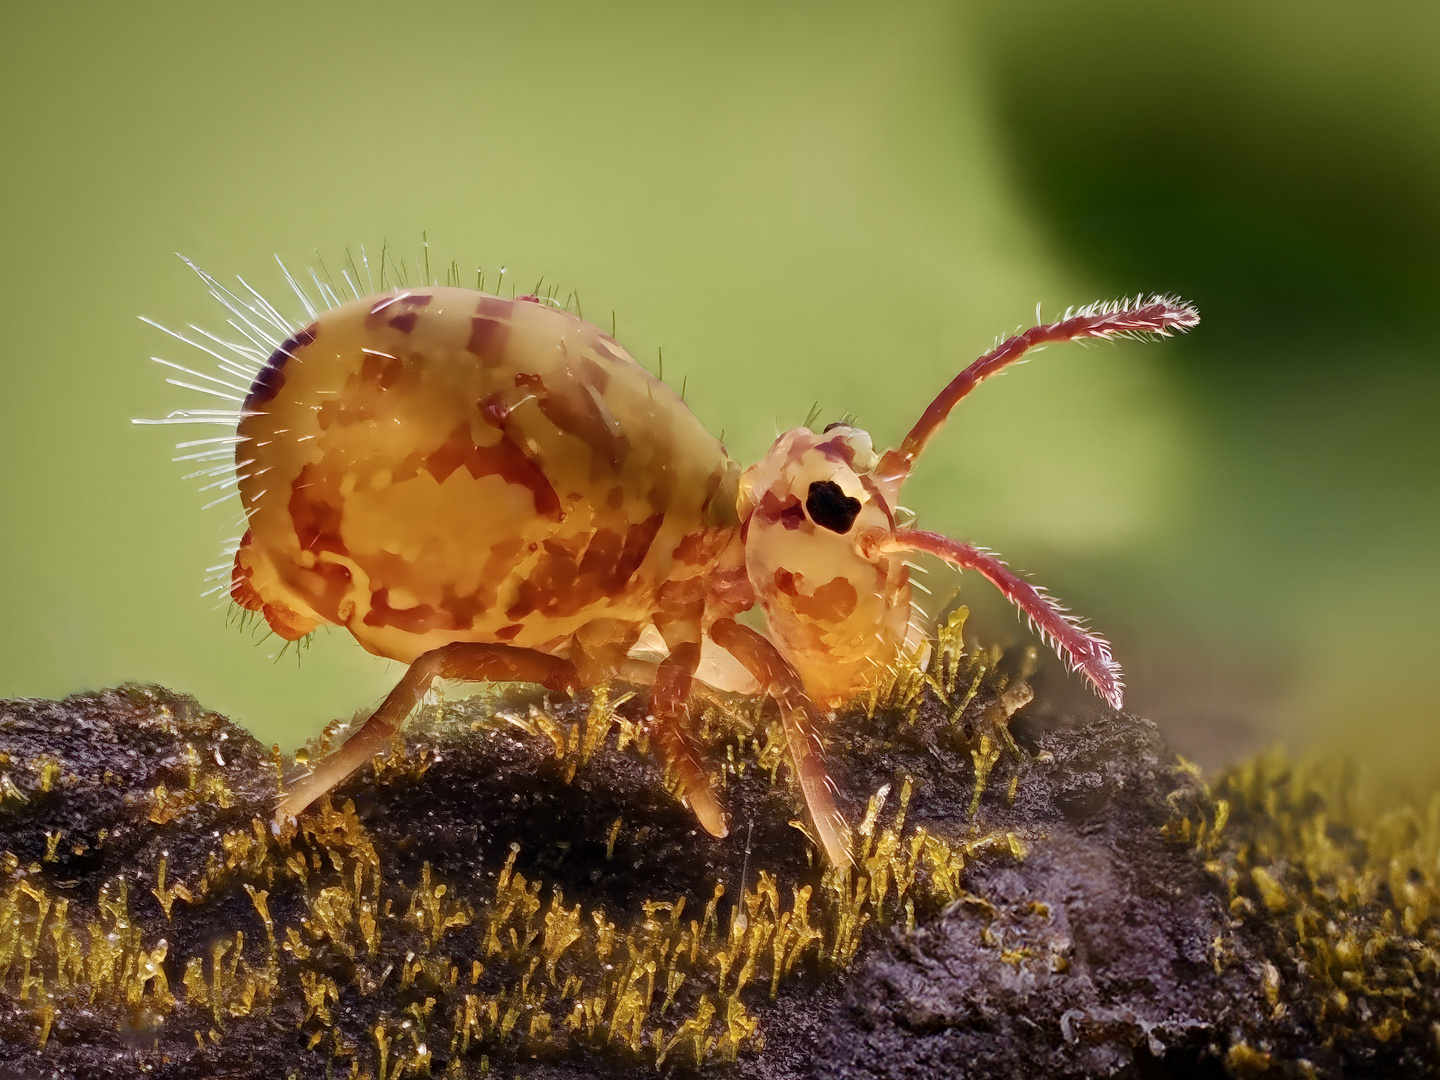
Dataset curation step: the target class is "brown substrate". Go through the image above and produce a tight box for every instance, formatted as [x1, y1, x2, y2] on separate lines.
[0, 660, 1435, 1078]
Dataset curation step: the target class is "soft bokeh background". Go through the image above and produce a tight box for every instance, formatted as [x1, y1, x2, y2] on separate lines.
[2, 1, 1435, 785]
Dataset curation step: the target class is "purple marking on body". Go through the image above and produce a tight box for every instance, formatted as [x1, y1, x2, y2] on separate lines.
[245, 324, 316, 409]
[468, 317, 510, 362]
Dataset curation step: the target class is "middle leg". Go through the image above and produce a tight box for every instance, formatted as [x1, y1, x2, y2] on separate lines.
[571, 615, 727, 839]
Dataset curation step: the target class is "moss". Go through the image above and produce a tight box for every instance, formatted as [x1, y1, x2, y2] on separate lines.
[1167, 749, 1440, 1070]
[12, 624, 1435, 1077]
[0, 616, 1043, 1076]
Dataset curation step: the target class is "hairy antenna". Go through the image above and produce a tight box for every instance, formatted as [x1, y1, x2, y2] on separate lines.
[877, 295, 1199, 485]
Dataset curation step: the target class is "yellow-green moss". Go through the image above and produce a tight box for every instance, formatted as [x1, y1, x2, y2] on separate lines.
[0, 614, 1039, 1075]
[1168, 749, 1440, 1052]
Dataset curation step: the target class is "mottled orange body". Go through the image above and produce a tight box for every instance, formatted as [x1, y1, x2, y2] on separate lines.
[145, 268, 1197, 866]
[230, 289, 747, 665]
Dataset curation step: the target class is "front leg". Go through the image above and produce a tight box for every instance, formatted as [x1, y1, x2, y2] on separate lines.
[648, 639, 729, 839]
[708, 618, 852, 866]
[276, 642, 579, 821]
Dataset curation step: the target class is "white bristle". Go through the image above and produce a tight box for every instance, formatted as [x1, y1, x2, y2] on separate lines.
[136, 254, 360, 606]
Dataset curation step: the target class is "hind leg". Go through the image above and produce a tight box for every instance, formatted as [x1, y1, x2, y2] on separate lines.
[276, 642, 579, 821]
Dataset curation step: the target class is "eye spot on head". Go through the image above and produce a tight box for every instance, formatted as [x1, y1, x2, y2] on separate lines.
[806, 480, 862, 533]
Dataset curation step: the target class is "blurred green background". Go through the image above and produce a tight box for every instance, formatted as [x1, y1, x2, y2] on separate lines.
[1, 1, 1435, 785]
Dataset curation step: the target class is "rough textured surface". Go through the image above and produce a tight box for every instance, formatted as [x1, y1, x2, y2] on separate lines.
[819, 716, 1246, 1079]
[0, 674, 1435, 1079]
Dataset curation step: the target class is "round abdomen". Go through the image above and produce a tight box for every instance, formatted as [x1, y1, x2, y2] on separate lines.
[231, 287, 740, 662]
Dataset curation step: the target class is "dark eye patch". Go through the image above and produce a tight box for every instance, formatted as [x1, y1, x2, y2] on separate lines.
[805, 480, 862, 533]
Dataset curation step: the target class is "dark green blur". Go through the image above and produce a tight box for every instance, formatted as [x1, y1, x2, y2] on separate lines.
[0, 2, 1434, 786]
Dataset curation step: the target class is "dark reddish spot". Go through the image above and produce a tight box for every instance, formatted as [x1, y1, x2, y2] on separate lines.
[245, 324, 315, 410]
[774, 568, 799, 596]
[474, 535, 526, 610]
[316, 349, 411, 430]
[504, 361, 629, 473]
[577, 528, 624, 578]
[438, 585, 485, 628]
[468, 317, 510, 363]
[496, 623, 524, 641]
[710, 564, 755, 610]
[672, 531, 709, 565]
[424, 437, 468, 484]
[424, 423, 562, 519]
[757, 490, 806, 530]
[478, 392, 513, 430]
[507, 512, 665, 622]
[364, 588, 443, 633]
[361, 350, 406, 390]
[391, 448, 425, 483]
[388, 312, 419, 333]
[814, 436, 853, 465]
[288, 465, 347, 555]
[614, 512, 665, 584]
[365, 292, 432, 327]
[790, 575, 860, 622]
[517, 294, 541, 303]
[505, 538, 585, 620]
[365, 296, 399, 327]
[537, 385, 630, 471]
[541, 538, 582, 585]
